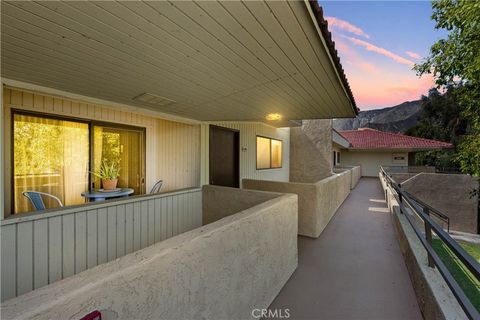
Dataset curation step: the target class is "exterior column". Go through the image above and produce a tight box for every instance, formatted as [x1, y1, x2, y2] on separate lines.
[290, 119, 333, 183]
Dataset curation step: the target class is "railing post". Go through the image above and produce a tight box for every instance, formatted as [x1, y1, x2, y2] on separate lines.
[398, 184, 403, 214]
[423, 206, 435, 268]
[384, 177, 389, 207]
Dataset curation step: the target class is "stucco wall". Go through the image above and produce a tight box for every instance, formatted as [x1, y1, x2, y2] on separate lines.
[290, 120, 333, 183]
[334, 166, 361, 189]
[314, 171, 351, 236]
[243, 169, 352, 238]
[243, 179, 317, 237]
[409, 166, 436, 173]
[341, 150, 408, 177]
[401, 173, 479, 234]
[351, 166, 361, 188]
[2, 189, 298, 320]
[202, 185, 281, 225]
[390, 173, 418, 184]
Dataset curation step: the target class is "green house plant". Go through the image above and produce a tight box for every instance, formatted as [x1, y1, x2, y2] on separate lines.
[90, 160, 121, 190]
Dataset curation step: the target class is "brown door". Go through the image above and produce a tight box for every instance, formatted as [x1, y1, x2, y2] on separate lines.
[209, 125, 240, 188]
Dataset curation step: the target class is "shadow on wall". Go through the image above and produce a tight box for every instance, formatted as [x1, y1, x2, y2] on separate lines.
[202, 185, 281, 225]
[400, 173, 479, 234]
[243, 166, 360, 238]
[290, 120, 333, 183]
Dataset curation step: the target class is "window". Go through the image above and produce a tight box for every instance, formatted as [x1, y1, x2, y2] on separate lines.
[392, 153, 407, 164]
[93, 124, 145, 194]
[13, 111, 145, 214]
[333, 151, 341, 166]
[271, 139, 282, 168]
[256, 136, 282, 169]
[13, 113, 89, 213]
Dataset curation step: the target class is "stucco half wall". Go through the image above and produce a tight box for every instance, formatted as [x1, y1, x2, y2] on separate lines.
[202, 185, 281, 225]
[243, 168, 354, 238]
[334, 166, 361, 189]
[1, 187, 298, 320]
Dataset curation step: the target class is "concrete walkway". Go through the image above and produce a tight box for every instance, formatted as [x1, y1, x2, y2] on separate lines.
[269, 178, 422, 320]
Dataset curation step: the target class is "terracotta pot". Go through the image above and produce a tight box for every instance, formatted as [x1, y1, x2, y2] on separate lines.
[102, 178, 118, 190]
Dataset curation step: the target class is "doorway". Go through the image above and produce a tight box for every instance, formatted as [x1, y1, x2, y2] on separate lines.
[209, 125, 240, 188]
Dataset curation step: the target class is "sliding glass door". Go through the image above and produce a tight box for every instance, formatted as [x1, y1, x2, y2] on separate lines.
[13, 112, 146, 214]
[92, 124, 145, 194]
[13, 113, 89, 213]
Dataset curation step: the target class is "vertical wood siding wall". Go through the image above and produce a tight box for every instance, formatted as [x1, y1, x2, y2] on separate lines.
[0, 87, 4, 225]
[2, 87, 201, 216]
[200, 122, 290, 185]
[0, 188, 202, 301]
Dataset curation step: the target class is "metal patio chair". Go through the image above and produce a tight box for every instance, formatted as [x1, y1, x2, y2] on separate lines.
[22, 191, 64, 211]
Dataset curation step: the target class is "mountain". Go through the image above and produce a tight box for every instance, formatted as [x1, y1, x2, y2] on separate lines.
[333, 100, 422, 133]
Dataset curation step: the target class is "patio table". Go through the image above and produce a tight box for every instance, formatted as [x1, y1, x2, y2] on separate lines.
[81, 188, 134, 202]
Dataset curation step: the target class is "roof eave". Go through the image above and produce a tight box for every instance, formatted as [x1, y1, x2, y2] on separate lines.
[305, 0, 358, 116]
[347, 146, 453, 151]
[332, 129, 351, 148]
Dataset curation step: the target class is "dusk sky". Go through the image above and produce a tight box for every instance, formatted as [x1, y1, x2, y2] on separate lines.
[321, 1, 447, 110]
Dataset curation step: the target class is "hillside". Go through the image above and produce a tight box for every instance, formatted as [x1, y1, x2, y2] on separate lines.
[333, 100, 422, 133]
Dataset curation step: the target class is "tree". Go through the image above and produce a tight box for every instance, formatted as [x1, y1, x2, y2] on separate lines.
[406, 86, 466, 142]
[414, 0, 480, 177]
[405, 86, 467, 168]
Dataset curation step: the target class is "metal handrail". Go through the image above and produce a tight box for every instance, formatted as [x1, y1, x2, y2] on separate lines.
[381, 167, 450, 231]
[380, 167, 480, 320]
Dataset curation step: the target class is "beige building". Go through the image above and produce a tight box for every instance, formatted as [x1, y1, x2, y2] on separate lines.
[333, 128, 453, 177]
[1, 0, 360, 309]
[2, 2, 475, 319]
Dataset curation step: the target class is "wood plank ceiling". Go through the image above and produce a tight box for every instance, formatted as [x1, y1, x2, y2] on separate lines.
[1, 0, 357, 124]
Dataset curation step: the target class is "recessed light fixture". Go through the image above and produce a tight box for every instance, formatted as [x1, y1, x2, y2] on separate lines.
[132, 93, 176, 107]
[265, 113, 282, 121]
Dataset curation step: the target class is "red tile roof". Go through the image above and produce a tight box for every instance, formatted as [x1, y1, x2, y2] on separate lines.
[339, 128, 453, 150]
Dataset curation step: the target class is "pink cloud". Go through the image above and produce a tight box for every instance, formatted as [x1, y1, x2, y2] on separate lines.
[333, 38, 380, 73]
[405, 51, 422, 60]
[329, 31, 434, 108]
[347, 73, 435, 109]
[345, 59, 380, 74]
[343, 36, 414, 66]
[357, 62, 379, 73]
[325, 16, 370, 39]
[333, 39, 352, 54]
